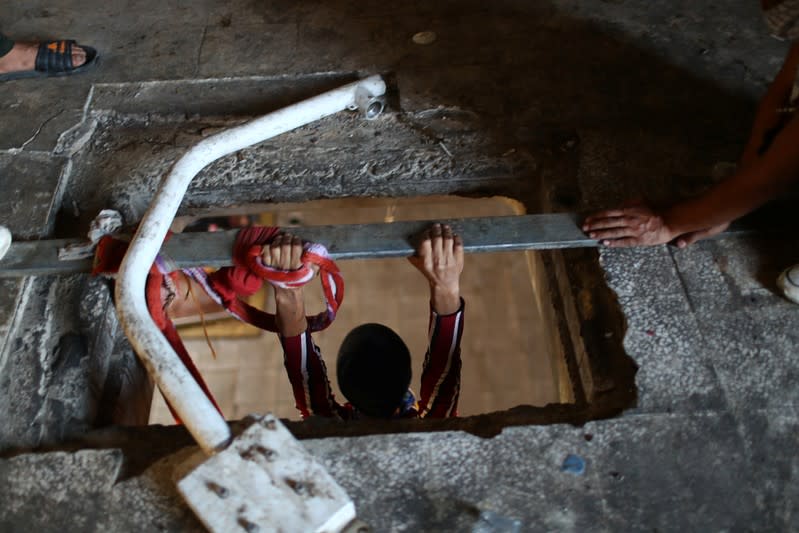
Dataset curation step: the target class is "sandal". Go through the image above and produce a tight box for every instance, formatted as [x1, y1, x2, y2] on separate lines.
[0, 40, 98, 82]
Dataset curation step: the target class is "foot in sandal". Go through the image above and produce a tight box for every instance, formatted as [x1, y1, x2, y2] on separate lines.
[0, 39, 98, 81]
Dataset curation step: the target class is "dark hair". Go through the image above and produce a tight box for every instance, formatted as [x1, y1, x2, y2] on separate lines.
[336, 323, 412, 418]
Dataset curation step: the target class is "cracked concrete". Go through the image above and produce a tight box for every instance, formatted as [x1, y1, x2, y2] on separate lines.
[0, 0, 798, 531]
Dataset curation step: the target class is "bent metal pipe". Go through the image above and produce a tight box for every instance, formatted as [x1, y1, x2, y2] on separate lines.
[113, 75, 387, 455]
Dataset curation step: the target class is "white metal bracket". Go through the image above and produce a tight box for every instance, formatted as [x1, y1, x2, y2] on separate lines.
[179, 415, 357, 533]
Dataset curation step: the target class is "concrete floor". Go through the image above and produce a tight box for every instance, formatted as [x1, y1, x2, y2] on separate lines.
[1, 1, 799, 531]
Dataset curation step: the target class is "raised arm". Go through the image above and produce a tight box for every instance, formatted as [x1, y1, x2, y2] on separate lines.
[263, 234, 341, 419]
[663, 112, 799, 240]
[408, 223, 466, 418]
[739, 41, 799, 167]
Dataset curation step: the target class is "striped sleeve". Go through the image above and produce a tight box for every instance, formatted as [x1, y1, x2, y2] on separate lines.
[418, 299, 465, 418]
[280, 331, 341, 419]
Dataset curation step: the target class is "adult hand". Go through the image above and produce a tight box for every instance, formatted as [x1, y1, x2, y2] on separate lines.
[582, 203, 676, 247]
[408, 223, 464, 314]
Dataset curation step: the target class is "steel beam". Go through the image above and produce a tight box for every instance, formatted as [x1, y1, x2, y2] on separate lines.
[0, 214, 594, 277]
[0, 212, 756, 278]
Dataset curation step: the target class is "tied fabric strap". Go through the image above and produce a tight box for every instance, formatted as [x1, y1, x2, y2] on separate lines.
[202, 226, 345, 333]
[91, 226, 345, 423]
[145, 264, 223, 423]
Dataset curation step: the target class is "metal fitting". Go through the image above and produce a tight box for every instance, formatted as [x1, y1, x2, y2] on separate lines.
[353, 85, 386, 120]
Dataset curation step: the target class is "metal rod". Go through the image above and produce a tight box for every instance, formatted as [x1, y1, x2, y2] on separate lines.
[1, 213, 592, 277]
[112, 75, 387, 455]
[141, 213, 598, 267]
[0, 213, 768, 277]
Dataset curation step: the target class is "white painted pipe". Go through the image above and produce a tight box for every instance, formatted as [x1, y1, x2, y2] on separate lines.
[115, 75, 387, 454]
[0, 226, 11, 261]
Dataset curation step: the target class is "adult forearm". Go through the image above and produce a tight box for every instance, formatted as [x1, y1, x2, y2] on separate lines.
[274, 288, 307, 337]
[664, 179, 771, 235]
[740, 43, 799, 165]
[741, 94, 788, 165]
[665, 114, 799, 235]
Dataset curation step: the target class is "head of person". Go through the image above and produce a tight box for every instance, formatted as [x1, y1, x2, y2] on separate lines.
[336, 323, 412, 418]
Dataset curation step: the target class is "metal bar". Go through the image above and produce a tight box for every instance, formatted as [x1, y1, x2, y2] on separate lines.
[172, 213, 597, 266]
[312, 213, 595, 259]
[0, 238, 94, 277]
[0, 213, 766, 278]
[0, 213, 593, 277]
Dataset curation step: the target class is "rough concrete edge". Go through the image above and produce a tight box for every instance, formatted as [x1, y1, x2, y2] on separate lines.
[89, 71, 363, 89]
[0, 277, 35, 366]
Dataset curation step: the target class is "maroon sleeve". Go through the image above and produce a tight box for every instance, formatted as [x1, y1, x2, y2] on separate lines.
[417, 299, 465, 418]
[280, 331, 342, 419]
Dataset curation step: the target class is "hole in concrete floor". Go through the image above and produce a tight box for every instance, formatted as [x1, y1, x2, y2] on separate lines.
[149, 195, 575, 424]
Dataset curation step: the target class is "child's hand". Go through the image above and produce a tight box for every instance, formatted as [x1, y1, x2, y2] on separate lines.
[408, 223, 464, 314]
[262, 233, 308, 336]
[261, 233, 304, 271]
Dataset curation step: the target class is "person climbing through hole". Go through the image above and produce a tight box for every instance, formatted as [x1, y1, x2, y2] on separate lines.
[156, 220, 463, 420]
[263, 223, 465, 419]
[581, 0, 799, 304]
